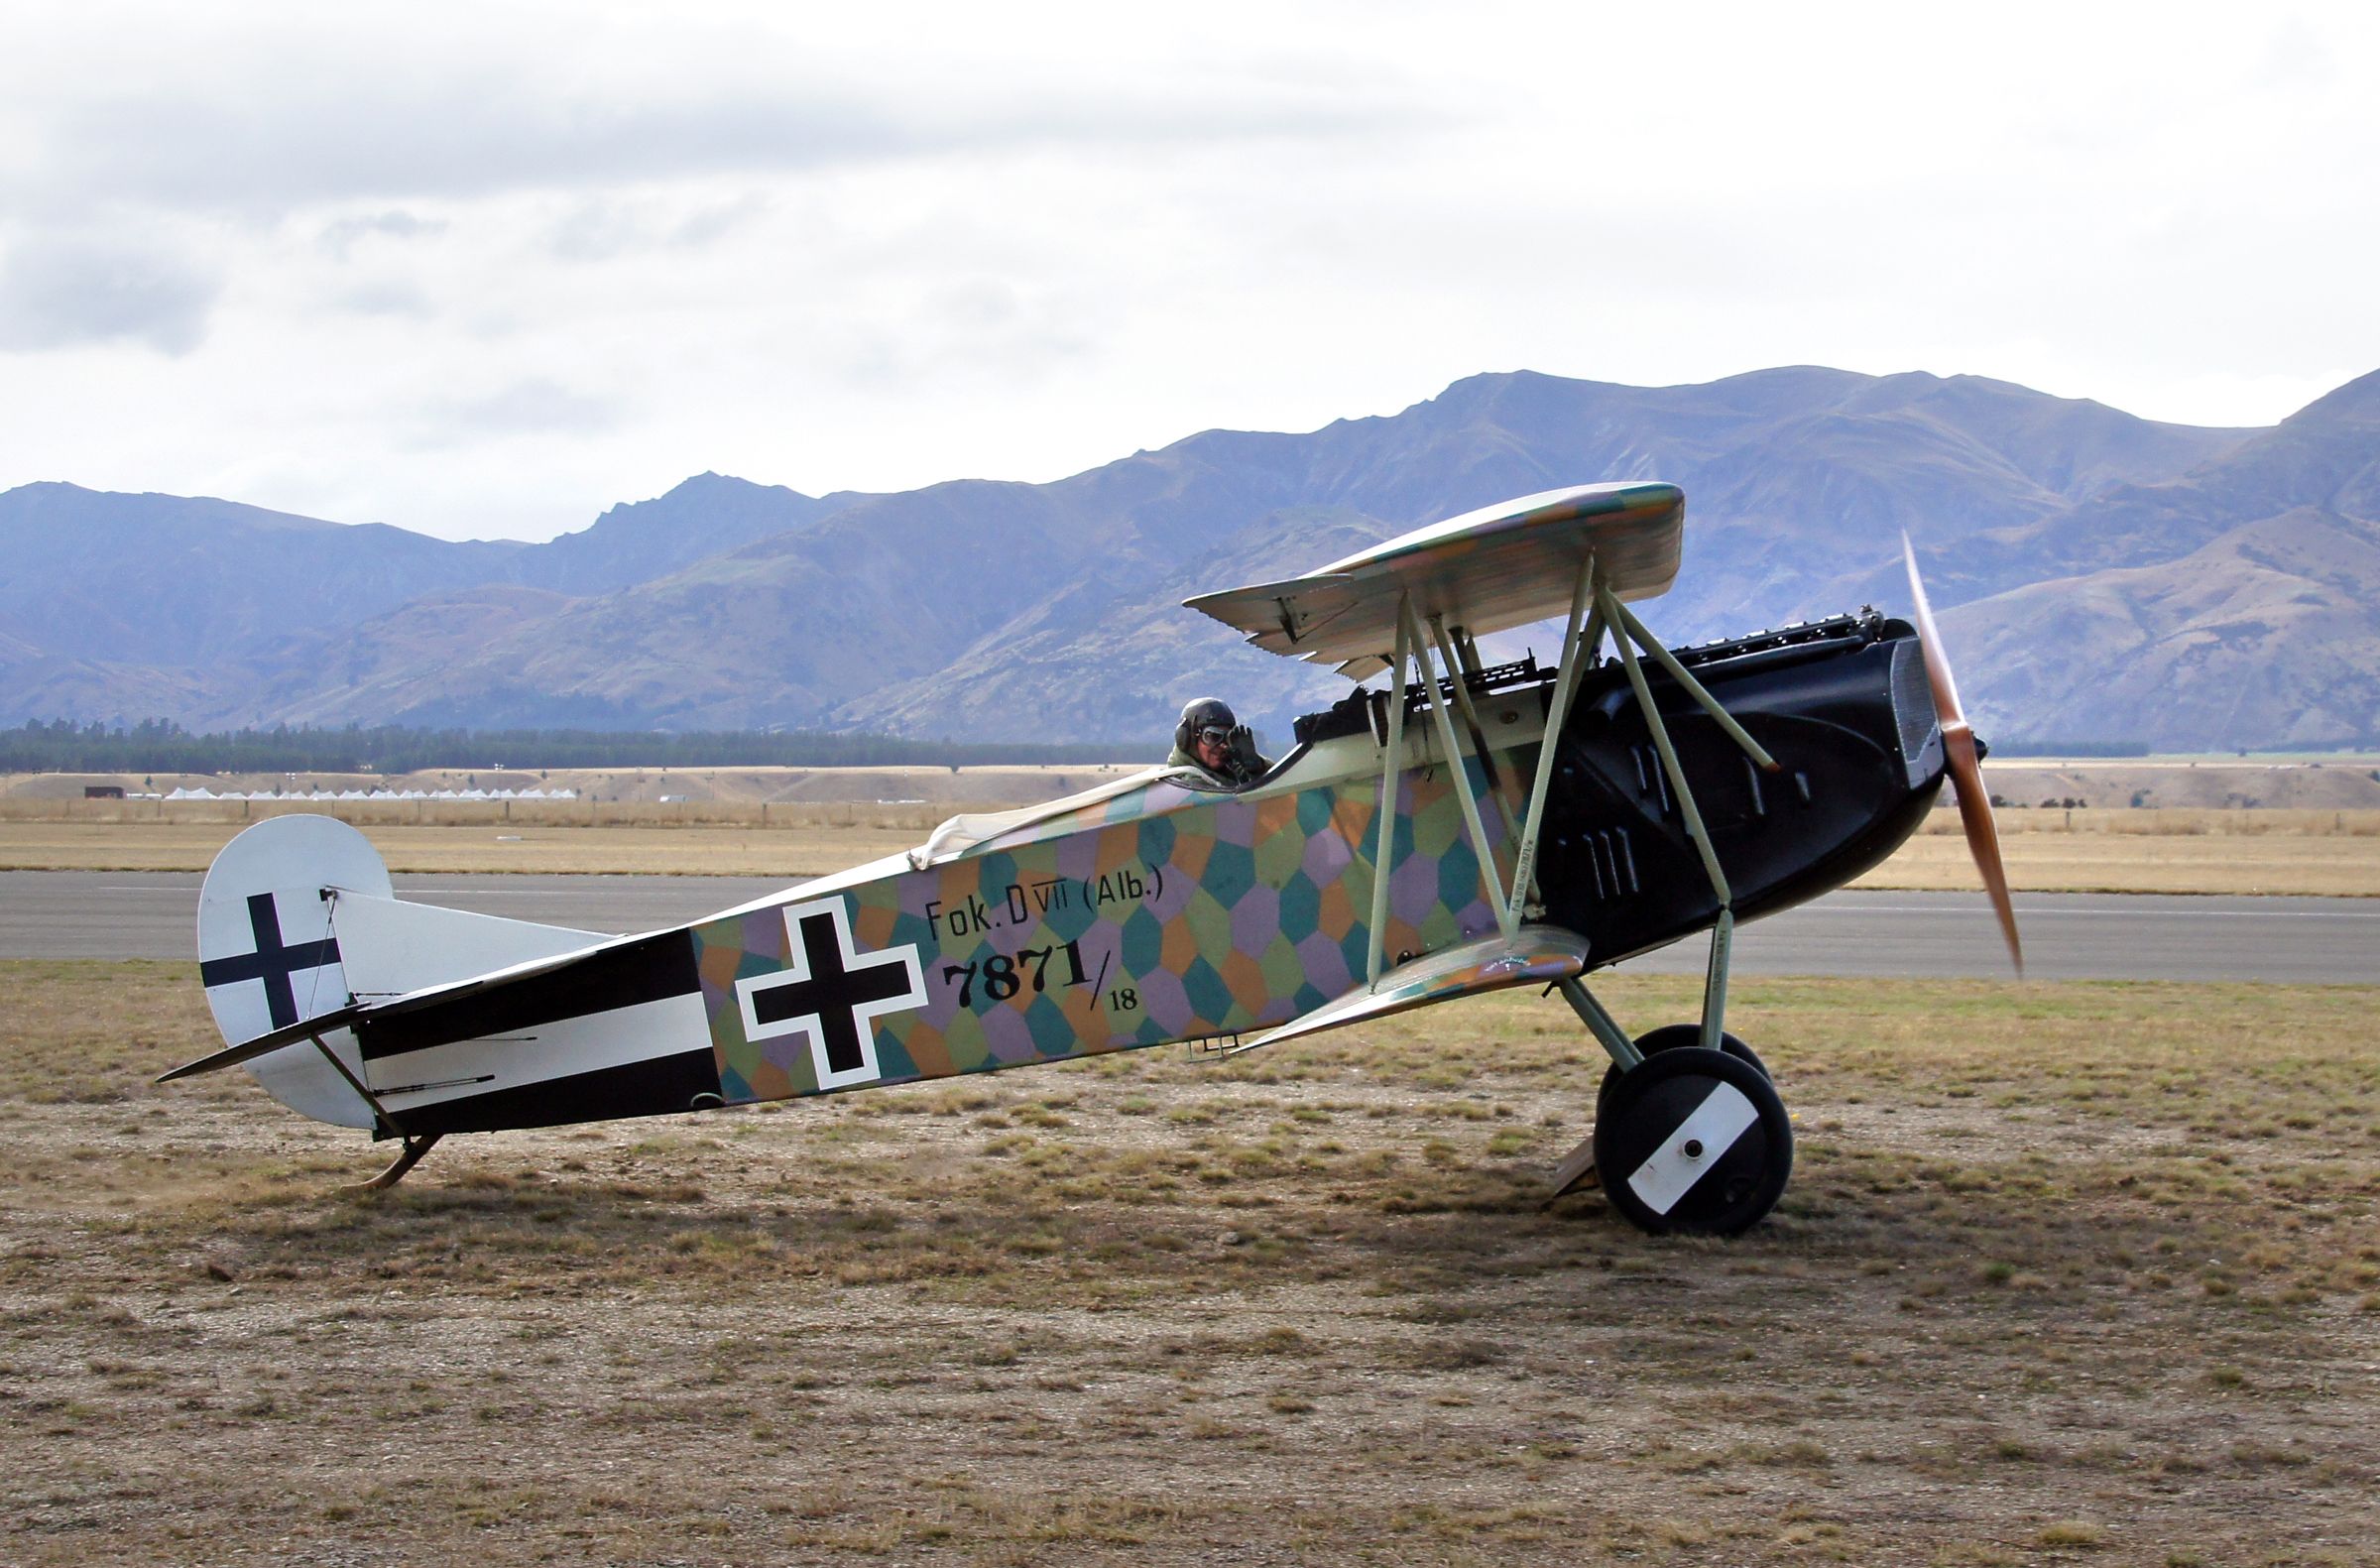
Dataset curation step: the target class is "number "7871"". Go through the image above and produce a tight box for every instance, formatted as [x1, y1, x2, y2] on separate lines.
[942, 939, 1089, 1006]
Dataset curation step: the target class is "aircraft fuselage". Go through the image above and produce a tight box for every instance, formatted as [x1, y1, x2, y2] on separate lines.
[346, 611, 1942, 1140]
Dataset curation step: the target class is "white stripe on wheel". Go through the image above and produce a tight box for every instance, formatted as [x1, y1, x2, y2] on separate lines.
[1626, 1081, 1759, 1216]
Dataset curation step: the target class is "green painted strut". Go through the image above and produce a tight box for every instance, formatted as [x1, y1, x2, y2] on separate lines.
[1701, 906, 1733, 1053]
[1559, 978, 1642, 1071]
[1605, 593, 1779, 774]
[1404, 600, 1513, 937]
[1504, 552, 1600, 934]
[1366, 604, 1413, 990]
[1600, 584, 1732, 909]
[1428, 614, 1527, 898]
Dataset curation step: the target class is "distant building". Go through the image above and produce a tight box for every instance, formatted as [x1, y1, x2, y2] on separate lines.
[83, 784, 125, 799]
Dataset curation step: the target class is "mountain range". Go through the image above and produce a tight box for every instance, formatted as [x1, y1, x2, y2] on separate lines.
[3, 364, 2374, 752]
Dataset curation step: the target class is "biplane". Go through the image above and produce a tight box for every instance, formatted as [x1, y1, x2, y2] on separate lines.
[163, 481, 2020, 1235]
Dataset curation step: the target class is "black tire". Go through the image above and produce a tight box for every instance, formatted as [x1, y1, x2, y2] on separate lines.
[1597, 1024, 1769, 1124]
[1593, 1046, 1793, 1236]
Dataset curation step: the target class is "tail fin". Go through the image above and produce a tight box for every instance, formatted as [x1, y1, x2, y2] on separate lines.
[195, 816, 600, 1127]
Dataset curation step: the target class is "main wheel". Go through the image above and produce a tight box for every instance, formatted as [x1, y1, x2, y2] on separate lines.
[1597, 1024, 1769, 1124]
[1593, 1045, 1793, 1236]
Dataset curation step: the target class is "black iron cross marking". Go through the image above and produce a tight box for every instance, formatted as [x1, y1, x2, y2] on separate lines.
[198, 893, 341, 1029]
[735, 900, 925, 1089]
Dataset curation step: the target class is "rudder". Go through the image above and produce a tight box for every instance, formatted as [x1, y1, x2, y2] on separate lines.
[196, 816, 603, 1128]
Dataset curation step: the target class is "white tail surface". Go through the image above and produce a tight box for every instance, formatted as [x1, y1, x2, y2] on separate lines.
[329, 892, 605, 1003]
[196, 816, 602, 1128]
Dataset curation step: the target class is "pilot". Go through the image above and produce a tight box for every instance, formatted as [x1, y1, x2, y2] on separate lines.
[1169, 697, 1271, 788]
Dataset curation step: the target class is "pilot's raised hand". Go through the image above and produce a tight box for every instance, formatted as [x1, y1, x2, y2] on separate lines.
[1228, 725, 1266, 779]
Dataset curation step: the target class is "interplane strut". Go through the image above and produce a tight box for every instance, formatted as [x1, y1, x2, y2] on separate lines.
[1357, 555, 1760, 1070]
[1402, 600, 1512, 940]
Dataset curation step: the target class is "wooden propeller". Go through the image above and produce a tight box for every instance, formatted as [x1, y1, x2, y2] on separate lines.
[1902, 537, 2023, 977]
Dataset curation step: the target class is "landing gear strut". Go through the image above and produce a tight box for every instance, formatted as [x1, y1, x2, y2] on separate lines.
[1539, 578, 1798, 1235]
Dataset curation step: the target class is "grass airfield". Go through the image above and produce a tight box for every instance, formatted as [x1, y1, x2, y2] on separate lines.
[3, 961, 2377, 1565]
[2, 806, 2378, 894]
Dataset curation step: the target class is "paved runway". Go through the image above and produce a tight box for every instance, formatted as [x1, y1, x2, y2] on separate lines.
[1, 871, 2371, 982]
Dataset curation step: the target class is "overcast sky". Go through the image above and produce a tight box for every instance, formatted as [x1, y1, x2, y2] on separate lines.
[3, 1, 2375, 542]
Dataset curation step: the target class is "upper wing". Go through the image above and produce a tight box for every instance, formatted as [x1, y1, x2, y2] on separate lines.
[1183, 481, 1683, 677]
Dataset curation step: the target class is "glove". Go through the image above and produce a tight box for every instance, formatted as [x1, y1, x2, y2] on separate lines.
[1228, 725, 1263, 781]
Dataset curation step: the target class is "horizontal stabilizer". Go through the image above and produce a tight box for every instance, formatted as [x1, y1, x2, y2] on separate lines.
[331, 891, 603, 1001]
[156, 1003, 366, 1082]
[1220, 924, 1591, 1056]
[159, 922, 644, 1085]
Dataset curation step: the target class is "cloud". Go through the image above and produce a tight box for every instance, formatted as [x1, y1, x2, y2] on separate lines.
[0, 231, 223, 355]
[831, 277, 1097, 391]
[544, 192, 774, 262]
[409, 377, 624, 449]
[329, 280, 433, 318]
[2254, 14, 2338, 89]
[0, 3, 2371, 547]
[670, 193, 770, 248]
[0, 24, 1428, 222]
[546, 200, 657, 263]
[318, 209, 449, 259]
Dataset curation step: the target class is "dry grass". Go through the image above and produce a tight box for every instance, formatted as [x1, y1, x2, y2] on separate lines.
[1855, 810, 2380, 897]
[0, 795, 966, 831]
[0, 819, 924, 877]
[4, 960, 2377, 1564]
[1930, 805, 2380, 835]
[0, 763, 1131, 811]
[5, 807, 2380, 894]
[15, 755, 2380, 811]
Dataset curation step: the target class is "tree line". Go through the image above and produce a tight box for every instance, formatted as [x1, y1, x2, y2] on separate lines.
[0, 719, 1131, 775]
